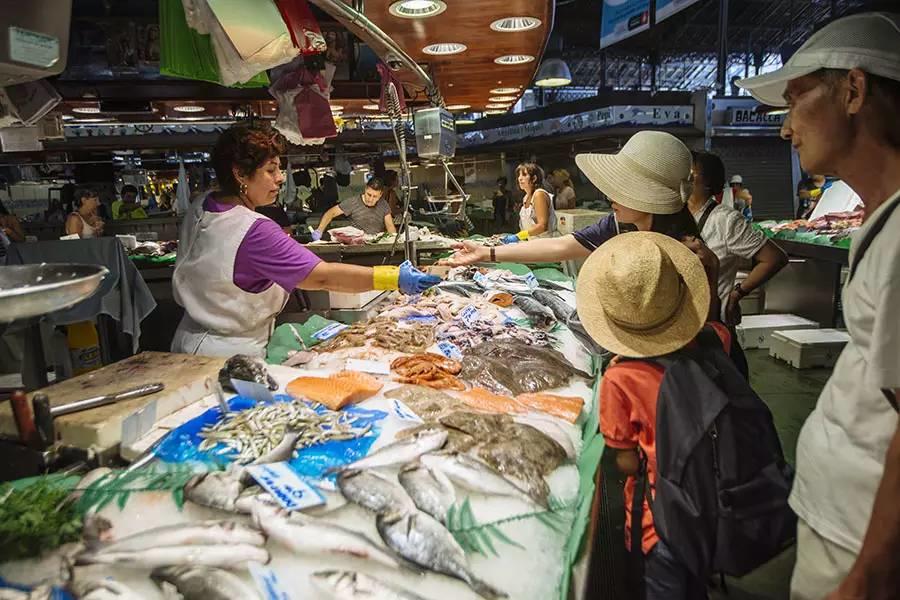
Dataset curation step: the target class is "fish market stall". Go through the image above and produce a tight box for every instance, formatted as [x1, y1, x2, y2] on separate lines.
[0, 265, 604, 600]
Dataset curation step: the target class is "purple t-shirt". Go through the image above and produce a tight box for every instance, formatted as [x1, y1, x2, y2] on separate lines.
[571, 213, 618, 251]
[204, 196, 322, 293]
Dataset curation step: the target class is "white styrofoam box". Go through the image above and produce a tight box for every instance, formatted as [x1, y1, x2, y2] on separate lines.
[769, 328, 850, 369]
[116, 234, 137, 249]
[328, 289, 385, 309]
[555, 209, 610, 236]
[736, 314, 820, 349]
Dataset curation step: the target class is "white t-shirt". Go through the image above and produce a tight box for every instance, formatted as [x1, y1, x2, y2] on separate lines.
[789, 189, 900, 553]
[692, 199, 766, 314]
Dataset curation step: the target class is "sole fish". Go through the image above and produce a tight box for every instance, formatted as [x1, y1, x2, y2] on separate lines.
[311, 570, 429, 600]
[399, 462, 456, 524]
[252, 503, 407, 570]
[376, 511, 507, 599]
[420, 453, 545, 508]
[98, 520, 264, 553]
[337, 469, 417, 514]
[343, 428, 448, 471]
[75, 544, 269, 569]
[152, 565, 261, 600]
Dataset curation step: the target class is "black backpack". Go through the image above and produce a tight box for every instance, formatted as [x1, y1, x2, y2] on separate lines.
[627, 328, 796, 584]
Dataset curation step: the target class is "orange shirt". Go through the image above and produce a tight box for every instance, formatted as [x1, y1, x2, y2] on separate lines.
[599, 323, 731, 555]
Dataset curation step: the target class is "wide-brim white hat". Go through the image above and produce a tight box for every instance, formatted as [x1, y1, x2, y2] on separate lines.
[575, 131, 691, 215]
[737, 12, 900, 107]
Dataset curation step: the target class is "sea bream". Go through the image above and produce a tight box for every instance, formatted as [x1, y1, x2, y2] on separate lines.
[311, 570, 428, 600]
[337, 469, 417, 515]
[342, 428, 448, 471]
[151, 565, 262, 600]
[376, 511, 507, 599]
[398, 462, 457, 523]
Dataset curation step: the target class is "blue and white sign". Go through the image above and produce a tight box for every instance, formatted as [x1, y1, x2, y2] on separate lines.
[601, 0, 650, 49]
[655, 0, 702, 22]
[437, 341, 463, 361]
[249, 562, 292, 600]
[247, 462, 326, 511]
[313, 322, 349, 341]
[391, 399, 425, 423]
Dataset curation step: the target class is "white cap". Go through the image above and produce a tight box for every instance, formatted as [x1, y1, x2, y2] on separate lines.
[737, 12, 900, 107]
[730, 174, 743, 185]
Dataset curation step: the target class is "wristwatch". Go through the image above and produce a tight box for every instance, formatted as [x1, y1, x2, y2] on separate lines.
[732, 282, 749, 298]
[490, 247, 496, 262]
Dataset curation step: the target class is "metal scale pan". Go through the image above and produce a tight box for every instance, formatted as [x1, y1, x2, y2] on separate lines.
[0, 264, 108, 323]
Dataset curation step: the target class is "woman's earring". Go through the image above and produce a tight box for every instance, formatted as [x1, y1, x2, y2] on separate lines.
[239, 182, 248, 196]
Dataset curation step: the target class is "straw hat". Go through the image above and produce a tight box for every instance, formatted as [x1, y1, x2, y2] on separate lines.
[575, 131, 691, 215]
[575, 231, 710, 358]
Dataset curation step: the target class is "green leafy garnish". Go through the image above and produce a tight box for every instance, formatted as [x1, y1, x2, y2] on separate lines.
[0, 479, 82, 563]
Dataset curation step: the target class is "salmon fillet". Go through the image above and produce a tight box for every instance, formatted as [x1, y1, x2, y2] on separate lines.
[285, 370, 383, 410]
[516, 393, 583, 423]
[458, 387, 528, 414]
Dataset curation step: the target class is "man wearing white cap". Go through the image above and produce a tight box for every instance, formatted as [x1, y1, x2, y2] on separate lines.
[739, 11, 900, 600]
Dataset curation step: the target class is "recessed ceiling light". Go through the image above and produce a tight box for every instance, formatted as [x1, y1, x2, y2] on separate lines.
[72, 106, 101, 114]
[494, 55, 535, 65]
[485, 110, 507, 115]
[330, 105, 344, 112]
[363, 104, 380, 110]
[455, 118, 476, 125]
[61, 115, 74, 121]
[73, 118, 112, 123]
[445, 104, 470, 111]
[490, 17, 542, 32]
[173, 116, 207, 121]
[490, 87, 520, 94]
[173, 105, 205, 113]
[486, 103, 512, 109]
[489, 96, 517, 103]
[388, 0, 447, 19]
[422, 43, 467, 55]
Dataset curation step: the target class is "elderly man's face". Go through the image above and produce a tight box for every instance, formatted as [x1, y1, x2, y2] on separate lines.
[781, 73, 851, 175]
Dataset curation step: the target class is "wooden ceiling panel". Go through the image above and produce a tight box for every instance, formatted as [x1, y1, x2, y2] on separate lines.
[360, 0, 553, 112]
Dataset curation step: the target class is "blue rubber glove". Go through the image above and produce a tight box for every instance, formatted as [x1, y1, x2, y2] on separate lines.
[310, 229, 323, 242]
[501, 234, 520, 244]
[398, 260, 442, 295]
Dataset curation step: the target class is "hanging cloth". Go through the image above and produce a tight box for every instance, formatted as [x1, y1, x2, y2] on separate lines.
[275, 0, 326, 55]
[281, 158, 296, 206]
[176, 158, 191, 216]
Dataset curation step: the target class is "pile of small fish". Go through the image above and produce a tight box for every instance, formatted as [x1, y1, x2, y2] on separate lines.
[197, 400, 370, 463]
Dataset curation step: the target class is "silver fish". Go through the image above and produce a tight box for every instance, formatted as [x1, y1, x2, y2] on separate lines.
[152, 565, 261, 600]
[531, 289, 574, 322]
[184, 468, 245, 512]
[337, 469, 416, 515]
[343, 428, 448, 471]
[398, 463, 456, 523]
[98, 520, 264, 553]
[512, 295, 557, 330]
[75, 544, 269, 569]
[310, 570, 428, 600]
[252, 503, 406, 570]
[376, 511, 507, 599]
[70, 578, 145, 600]
[420, 453, 544, 507]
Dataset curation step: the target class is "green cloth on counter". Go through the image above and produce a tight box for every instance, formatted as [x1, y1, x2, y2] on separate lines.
[531, 267, 571, 284]
[266, 315, 341, 365]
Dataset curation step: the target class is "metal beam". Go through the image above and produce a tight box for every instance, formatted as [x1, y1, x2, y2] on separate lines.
[716, 0, 729, 96]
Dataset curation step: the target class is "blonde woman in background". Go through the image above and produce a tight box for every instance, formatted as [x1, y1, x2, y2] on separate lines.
[551, 168, 576, 210]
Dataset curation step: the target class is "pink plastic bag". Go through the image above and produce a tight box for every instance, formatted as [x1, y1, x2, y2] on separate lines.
[294, 68, 336, 139]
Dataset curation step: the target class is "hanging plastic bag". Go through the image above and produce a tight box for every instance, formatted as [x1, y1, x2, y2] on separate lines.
[295, 66, 336, 139]
[161, 0, 269, 87]
[175, 158, 191, 215]
[275, 0, 326, 55]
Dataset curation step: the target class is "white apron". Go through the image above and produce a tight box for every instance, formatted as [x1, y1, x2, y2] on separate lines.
[519, 190, 557, 238]
[171, 194, 288, 358]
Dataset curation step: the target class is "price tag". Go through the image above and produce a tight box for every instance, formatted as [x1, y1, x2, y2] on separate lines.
[437, 341, 463, 361]
[460, 305, 481, 327]
[473, 271, 490, 287]
[391, 399, 425, 423]
[313, 322, 349, 341]
[501, 310, 515, 325]
[246, 462, 325, 511]
[249, 562, 292, 600]
[525, 272, 538, 289]
[402, 314, 438, 324]
[230, 379, 275, 404]
[9, 27, 60, 68]
[345, 358, 390, 376]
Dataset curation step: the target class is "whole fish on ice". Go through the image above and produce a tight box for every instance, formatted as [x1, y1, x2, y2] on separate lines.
[98, 520, 264, 553]
[337, 469, 416, 515]
[311, 570, 428, 600]
[75, 544, 269, 569]
[70, 578, 143, 600]
[420, 453, 545, 507]
[512, 295, 557, 330]
[398, 462, 456, 523]
[152, 565, 262, 600]
[342, 428, 448, 471]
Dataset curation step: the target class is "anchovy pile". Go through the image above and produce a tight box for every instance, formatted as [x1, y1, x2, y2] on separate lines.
[198, 401, 370, 463]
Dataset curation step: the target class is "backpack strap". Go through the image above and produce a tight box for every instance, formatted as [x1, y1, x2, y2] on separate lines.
[630, 448, 652, 599]
[697, 201, 717, 237]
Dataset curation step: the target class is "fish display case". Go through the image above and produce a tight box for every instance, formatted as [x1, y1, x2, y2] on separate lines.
[0, 264, 607, 600]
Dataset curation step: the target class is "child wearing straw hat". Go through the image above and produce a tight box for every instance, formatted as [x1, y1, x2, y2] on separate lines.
[576, 231, 731, 599]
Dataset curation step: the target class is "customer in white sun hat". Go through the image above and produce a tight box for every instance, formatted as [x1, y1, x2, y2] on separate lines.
[739, 11, 900, 600]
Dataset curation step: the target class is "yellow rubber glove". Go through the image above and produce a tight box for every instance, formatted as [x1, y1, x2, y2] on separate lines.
[372, 265, 400, 290]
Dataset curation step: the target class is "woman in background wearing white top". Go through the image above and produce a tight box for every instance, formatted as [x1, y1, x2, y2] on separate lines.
[502, 162, 556, 244]
[551, 168, 577, 210]
[688, 152, 788, 326]
[65, 188, 104, 239]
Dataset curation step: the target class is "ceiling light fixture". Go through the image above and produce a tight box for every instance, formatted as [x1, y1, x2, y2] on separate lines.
[490, 16, 542, 32]
[489, 96, 517, 103]
[72, 106, 101, 114]
[490, 87, 520, 94]
[455, 118, 476, 125]
[485, 109, 507, 115]
[486, 103, 512, 109]
[388, 0, 447, 19]
[363, 104, 380, 110]
[494, 55, 534, 65]
[330, 105, 344, 112]
[534, 58, 572, 87]
[422, 43, 467, 55]
[445, 104, 470, 111]
[173, 105, 205, 113]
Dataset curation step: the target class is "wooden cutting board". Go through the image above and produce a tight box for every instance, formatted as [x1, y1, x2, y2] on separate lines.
[0, 352, 223, 452]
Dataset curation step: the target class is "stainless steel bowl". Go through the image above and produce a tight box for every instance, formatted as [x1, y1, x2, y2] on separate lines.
[0, 264, 109, 323]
